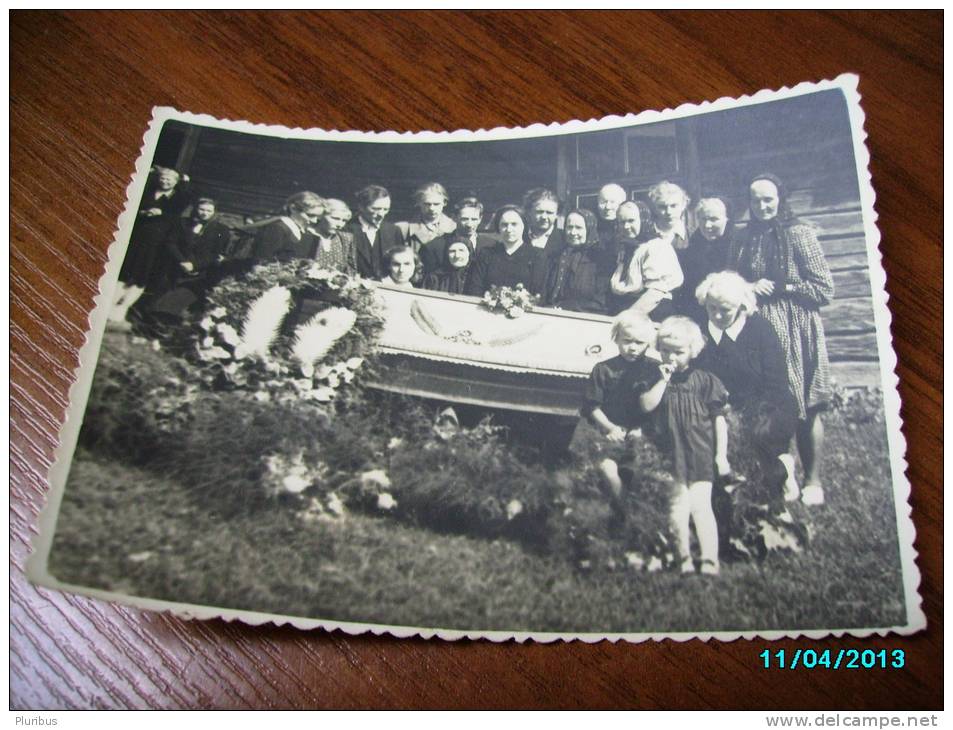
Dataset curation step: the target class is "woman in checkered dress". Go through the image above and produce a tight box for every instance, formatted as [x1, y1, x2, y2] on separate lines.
[730, 174, 834, 506]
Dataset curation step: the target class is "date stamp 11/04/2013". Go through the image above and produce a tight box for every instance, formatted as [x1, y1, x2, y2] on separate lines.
[760, 649, 906, 670]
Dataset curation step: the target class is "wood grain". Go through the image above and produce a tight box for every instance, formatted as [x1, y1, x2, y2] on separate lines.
[11, 10, 941, 710]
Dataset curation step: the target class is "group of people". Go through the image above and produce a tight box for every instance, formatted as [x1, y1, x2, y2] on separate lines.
[111, 164, 836, 574]
[581, 176, 834, 575]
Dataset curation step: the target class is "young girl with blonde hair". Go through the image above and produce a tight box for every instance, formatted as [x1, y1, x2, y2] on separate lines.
[640, 316, 730, 574]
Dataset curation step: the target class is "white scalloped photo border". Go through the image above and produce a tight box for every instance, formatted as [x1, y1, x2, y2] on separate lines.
[26, 72, 926, 643]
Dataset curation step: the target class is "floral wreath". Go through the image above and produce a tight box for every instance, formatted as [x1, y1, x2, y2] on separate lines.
[182, 261, 385, 406]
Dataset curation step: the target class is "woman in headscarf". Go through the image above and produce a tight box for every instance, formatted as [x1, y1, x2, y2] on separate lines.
[419, 196, 495, 278]
[544, 207, 614, 314]
[730, 173, 835, 506]
[673, 196, 735, 323]
[422, 237, 472, 295]
[608, 200, 683, 319]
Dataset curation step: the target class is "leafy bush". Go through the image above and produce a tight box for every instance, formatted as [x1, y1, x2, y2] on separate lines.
[78, 333, 196, 463]
[381, 413, 556, 544]
[549, 428, 679, 572]
[146, 386, 559, 545]
[81, 328, 817, 573]
[830, 384, 884, 425]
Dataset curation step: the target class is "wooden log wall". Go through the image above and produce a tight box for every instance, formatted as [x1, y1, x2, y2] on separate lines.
[164, 122, 561, 225]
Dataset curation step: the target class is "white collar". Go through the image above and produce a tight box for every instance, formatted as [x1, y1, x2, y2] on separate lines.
[655, 221, 687, 242]
[360, 216, 379, 233]
[415, 215, 453, 232]
[708, 316, 746, 344]
[529, 229, 552, 247]
[382, 276, 414, 288]
[280, 216, 303, 241]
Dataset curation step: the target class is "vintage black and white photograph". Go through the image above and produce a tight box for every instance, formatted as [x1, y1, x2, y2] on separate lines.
[29, 75, 923, 640]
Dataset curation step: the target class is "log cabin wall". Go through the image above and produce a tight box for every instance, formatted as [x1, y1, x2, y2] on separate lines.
[153, 123, 560, 226]
[150, 88, 878, 387]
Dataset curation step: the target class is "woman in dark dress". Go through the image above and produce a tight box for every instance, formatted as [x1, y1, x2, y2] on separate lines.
[608, 200, 682, 319]
[422, 238, 472, 295]
[673, 196, 734, 323]
[464, 205, 547, 297]
[730, 174, 834, 506]
[545, 208, 614, 314]
[148, 197, 234, 320]
[163, 197, 232, 282]
[110, 166, 192, 330]
[119, 166, 193, 291]
[252, 191, 324, 263]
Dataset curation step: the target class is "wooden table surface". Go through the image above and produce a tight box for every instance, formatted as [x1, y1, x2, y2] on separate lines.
[11, 11, 942, 710]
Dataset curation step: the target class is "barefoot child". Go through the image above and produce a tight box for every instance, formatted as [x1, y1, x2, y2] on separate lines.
[640, 316, 730, 575]
[581, 310, 660, 510]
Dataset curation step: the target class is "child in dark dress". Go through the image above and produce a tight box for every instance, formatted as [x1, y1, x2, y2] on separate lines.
[581, 310, 660, 507]
[694, 271, 800, 506]
[640, 316, 730, 575]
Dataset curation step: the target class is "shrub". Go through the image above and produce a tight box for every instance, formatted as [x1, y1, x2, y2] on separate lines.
[381, 413, 556, 544]
[78, 333, 195, 464]
[830, 385, 884, 425]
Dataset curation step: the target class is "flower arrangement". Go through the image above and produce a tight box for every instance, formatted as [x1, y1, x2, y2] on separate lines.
[480, 284, 539, 318]
[178, 261, 385, 406]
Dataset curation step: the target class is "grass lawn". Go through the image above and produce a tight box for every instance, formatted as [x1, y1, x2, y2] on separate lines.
[48, 403, 907, 635]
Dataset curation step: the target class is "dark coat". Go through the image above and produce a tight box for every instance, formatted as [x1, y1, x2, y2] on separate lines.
[695, 312, 798, 471]
[419, 232, 496, 278]
[119, 179, 192, 288]
[346, 218, 405, 280]
[253, 219, 317, 262]
[525, 226, 567, 259]
[673, 228, 733, 322]
[166, 218, 233, 271]
[582, 354, 658, 431]
[422, 266, 470, 295]
[696, 313, 795, 413]
[148, 217, 234, 297]
[464, 241, 548, 297]
[544, 244, 615, 314]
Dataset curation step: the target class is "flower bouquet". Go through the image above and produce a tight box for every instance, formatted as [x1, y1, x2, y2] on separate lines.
[480, 284, 539, 318]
